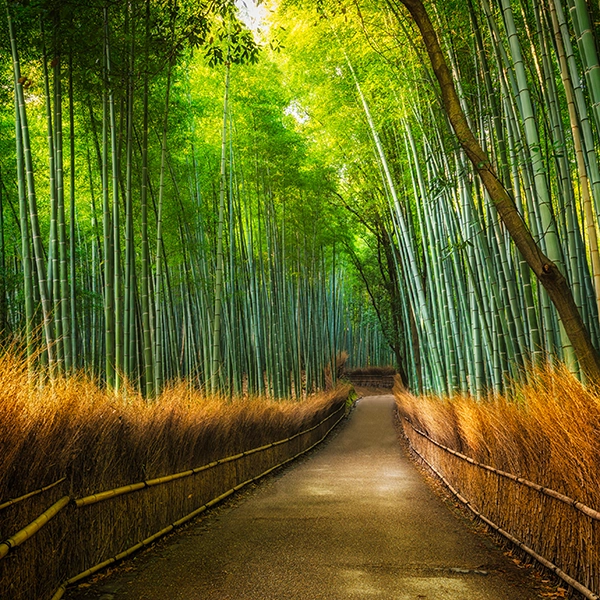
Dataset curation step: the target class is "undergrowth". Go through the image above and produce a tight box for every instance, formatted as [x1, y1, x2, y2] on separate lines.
[0, 350, 350, 508]
[395, 365, 600, 595]
[395, 364, 600, 505]
[0, 351, 350, 600]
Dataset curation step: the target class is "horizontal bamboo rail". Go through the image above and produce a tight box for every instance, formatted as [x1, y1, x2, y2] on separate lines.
[50, 405, 346, 600]
[0, 496, 71, 559]
[76, 404, 345, 507]
[405, 419, 600, 521]
[0, 477, 67, 512]
[408, 442, 600, 600]
[1, 403, 346, 564]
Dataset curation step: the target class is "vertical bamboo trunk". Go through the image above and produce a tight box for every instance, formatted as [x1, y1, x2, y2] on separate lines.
[568, 0, 600, 138]
[0, 170, 5, 337]
[40, 21, 62, 369]
[7, 5, 55, 368]
[154, 60, 174, 396]
[68, 52, 77, 367]
[140, 0, 154, 397]
[105, 9, 123, 387]
[211, 61, 231, 394]
[344, 53, 444, 391]
[13, 73, 34, 361]
[498, 0, 576, 369]
[54, 52, 72, 371]
[102, 8, 115, 387]
[124, 6, 136, 384]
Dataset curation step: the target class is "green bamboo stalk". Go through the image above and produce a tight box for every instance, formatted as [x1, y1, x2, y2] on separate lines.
[39, 20, 61, 369]
[154, 57, 174, 395]
[105, 9, 122, 387]
[124, 8, 136, 384]
[7, 5, 55, 368]
[0, 170, 5, 337]
[567, 0, 600, 139]
[54, 52, 72, 371]
[68, 52, 77, 367]
[13, 70, 34, 362]
[140, 0, 154, 397]
[498, 0, 575, 369]
[344, 56, 444, 392]
[547, 0, 600, 323]
[102, 8, 115, 388]
[211, 60, 231, 394]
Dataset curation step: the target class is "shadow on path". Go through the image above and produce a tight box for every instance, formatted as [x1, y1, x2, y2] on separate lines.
[66, 395, 550, 600]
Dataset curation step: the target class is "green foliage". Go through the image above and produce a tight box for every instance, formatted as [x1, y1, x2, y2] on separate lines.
[0, 0, 398, 394]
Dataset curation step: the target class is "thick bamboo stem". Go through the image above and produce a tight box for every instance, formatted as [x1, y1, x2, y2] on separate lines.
[0, 496, 70, 560]
[0, 477, 67, 512]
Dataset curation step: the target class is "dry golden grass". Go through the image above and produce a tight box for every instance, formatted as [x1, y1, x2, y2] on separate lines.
[0, 351, 350, 600]
[395, 365, 600, 594]
[395, 365, 600, 502]
[0, 353, 349, 503]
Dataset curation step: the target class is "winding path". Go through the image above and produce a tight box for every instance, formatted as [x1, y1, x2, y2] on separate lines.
[67, 396, 547, 599]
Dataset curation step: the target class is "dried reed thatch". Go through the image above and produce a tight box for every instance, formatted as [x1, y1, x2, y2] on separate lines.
[0, 352, 351, 600]
[395, 365, 600, 598]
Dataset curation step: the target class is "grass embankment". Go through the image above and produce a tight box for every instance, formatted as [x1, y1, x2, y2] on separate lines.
[395, 366, 600, 597]
[0, 351, 351, 600]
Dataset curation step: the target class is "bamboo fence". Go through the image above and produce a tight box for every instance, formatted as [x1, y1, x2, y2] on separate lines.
[403, 418, 600, 599]
[0, 477, 66, 512]
[0, 401, 347, 600]
[343, 367, 396, 388]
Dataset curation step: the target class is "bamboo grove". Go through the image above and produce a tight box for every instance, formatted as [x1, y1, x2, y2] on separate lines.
[0, 0, 393, 398]
[275, 0, 600, 395]
[7, 0, 600, 400]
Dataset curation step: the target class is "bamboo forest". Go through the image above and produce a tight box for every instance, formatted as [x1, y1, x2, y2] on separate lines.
[3, 0, 600, 598]
[5, 0, 600, 399]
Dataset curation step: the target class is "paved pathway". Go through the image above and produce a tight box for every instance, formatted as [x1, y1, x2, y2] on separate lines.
[67, 396, 547, 600]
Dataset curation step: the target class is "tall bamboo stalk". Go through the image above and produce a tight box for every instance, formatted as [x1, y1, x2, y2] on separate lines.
[7, 5, 55, 368]
[211, 60, 231, 393]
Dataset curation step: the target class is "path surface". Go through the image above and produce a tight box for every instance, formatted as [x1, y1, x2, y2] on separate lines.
[67, 396, 547, 600]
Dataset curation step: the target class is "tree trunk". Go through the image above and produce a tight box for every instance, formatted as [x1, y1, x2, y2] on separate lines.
[396, 0, 600, 383]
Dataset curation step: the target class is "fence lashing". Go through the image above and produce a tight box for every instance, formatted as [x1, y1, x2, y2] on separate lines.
[403, 418, 600, 600]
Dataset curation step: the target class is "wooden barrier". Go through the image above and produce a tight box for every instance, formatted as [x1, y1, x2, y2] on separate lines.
[0, 478, 66, 512]
[403, 418, 600, 599]
[0, 401, 348, 600]
[345, 374, 396, 388]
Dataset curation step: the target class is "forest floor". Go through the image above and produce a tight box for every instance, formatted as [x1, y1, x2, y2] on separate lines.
[64, 394, 562, 600]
